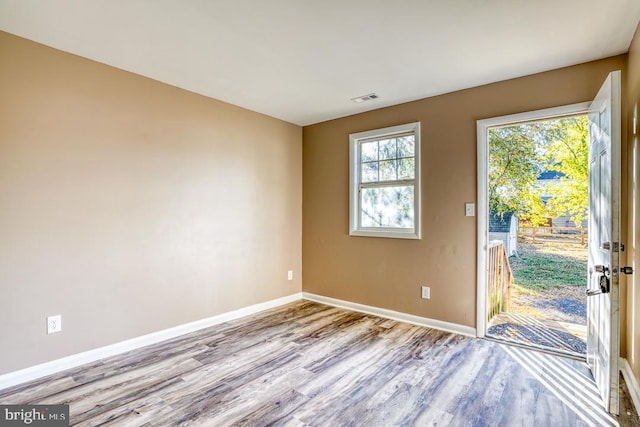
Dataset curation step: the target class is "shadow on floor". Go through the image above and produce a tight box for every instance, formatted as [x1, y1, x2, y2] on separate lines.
[487, 312, 586, 359]
[502, 344, 640, 426]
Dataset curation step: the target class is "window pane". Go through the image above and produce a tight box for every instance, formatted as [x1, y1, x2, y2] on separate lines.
[398, 158, 415, 179]
[360, 185, 414, 228]
[361, 141, 378, 162]
[361, 162, 378, 183]
[379, 160, 397, 181]
[379, 139, 397, 160]
[398, 136, 415, 157]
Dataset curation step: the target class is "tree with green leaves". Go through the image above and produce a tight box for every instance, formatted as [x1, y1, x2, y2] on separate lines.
[489, 123, 546, 224]
[542, 116, 589, 227]
[489, 115, 588, 227]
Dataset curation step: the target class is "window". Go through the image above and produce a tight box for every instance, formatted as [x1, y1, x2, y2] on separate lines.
[349, 122, 421, 239]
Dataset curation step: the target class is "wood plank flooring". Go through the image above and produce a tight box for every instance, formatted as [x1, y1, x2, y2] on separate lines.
[0, 301, 637, 426]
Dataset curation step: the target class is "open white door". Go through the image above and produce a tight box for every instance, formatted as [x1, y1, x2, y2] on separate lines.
[587, 70, 622, 414]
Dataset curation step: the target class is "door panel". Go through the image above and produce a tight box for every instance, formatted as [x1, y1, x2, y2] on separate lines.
[587, 70, 621, 414]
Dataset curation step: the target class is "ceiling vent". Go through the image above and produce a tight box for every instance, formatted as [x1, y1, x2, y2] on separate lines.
[351, 93, 380, 103]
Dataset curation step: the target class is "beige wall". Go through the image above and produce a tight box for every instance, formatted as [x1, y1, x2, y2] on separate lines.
[303, 55, 627, 328]
[0, 32, 302, 374]
[626, 21, 640, 386]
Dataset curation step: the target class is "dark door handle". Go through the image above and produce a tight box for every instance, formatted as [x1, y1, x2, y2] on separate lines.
[622, 266, 634, 274]
[587, 274, 610, 296]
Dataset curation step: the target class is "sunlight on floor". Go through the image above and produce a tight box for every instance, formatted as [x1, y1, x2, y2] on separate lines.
[504, 345, 618, 426]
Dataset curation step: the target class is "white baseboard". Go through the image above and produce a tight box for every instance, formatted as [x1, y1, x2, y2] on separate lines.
[0, 293, 302, 391]
[621, 357, 640, 414]
[302, 292, 476, 337]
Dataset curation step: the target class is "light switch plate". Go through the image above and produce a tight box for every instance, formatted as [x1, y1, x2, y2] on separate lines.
[465, 203, 475, 217]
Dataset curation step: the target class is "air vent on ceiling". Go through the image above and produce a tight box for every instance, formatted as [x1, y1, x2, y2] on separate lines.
[351, 93, 380, 103]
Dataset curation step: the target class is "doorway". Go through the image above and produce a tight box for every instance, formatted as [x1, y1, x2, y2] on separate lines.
[483, 113, 589, 358]
[476, 102, 592, 350]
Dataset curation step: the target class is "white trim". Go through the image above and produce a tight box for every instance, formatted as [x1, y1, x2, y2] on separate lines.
[0, 293, 302, 391]
[349, 122, 421, 240]
[302, 292, 476, 337]
[476, 119, 489, 337]
[621, 358, 640, 415]
[476, 102, 591, 338]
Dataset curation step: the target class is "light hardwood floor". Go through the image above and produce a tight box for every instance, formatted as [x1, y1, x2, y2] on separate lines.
[0, 301, 638, 426]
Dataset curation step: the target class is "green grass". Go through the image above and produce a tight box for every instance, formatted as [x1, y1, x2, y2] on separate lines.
[509, 247, 587, 291]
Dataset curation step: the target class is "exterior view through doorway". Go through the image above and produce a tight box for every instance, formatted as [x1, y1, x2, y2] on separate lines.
[485, 113, 589, 359]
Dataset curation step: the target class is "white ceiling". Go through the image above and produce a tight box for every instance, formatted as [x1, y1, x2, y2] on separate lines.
[1, 1, 639, 126]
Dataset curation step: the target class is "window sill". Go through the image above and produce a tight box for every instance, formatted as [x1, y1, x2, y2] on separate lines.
[349, 229, 421, 240]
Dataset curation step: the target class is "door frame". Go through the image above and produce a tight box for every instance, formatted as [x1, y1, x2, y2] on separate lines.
[476, 102, 592, 337]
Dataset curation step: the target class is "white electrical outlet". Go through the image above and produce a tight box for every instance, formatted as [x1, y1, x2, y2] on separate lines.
[287, 270, 293, 281]
[421, 286, 430, 299]
[47, 315, 62, 334]
[465, 203, 475, 217]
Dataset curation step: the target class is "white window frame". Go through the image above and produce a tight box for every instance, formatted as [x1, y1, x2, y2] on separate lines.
[349, 122, 421, 239]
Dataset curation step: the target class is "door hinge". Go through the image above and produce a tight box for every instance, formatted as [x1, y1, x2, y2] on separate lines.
[602, 242, 625, 252]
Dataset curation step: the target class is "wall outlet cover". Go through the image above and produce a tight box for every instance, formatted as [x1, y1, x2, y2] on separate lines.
[47, 315, 62, 334]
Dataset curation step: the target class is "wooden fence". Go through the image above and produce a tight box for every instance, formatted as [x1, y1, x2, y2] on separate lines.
[487, 240, 513, 321]
[518, 226, 587, 245]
